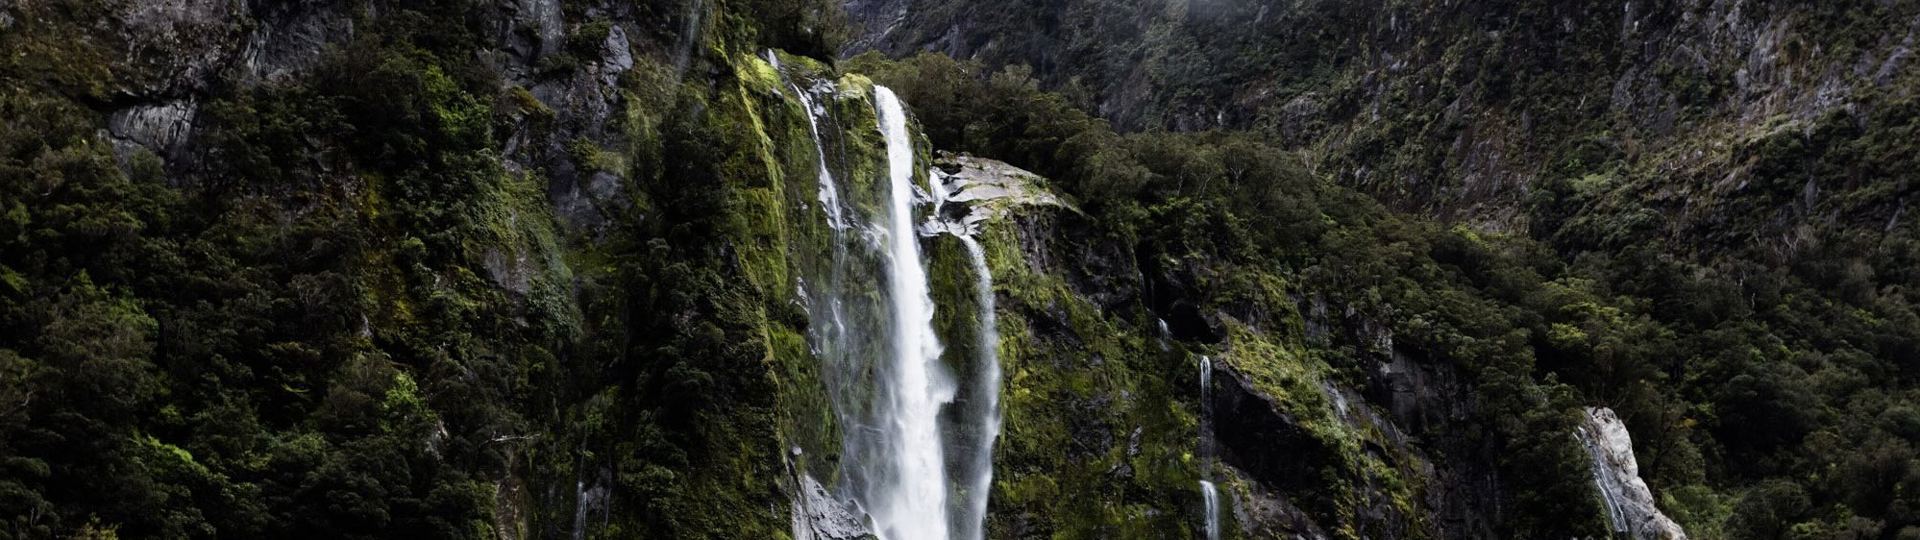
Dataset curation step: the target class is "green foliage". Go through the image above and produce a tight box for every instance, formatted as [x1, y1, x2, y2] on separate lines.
[853, 0, 1920, 533]
[851, 51, 1631, 538]
[6, 0, 1919, 537]
[0, 1, 582, 537]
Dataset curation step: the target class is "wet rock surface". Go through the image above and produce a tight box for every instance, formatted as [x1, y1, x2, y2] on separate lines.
[1577, 407, 1688, 540]
[1209, 361, 1337, 497]
[791, 475, 877, 540]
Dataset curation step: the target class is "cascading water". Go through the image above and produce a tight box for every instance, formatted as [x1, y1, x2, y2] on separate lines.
[792, 81, 845, 230]
[953, 236, 1001, 540]
[782, 63, 1002, 540]
[783, 63, 904, 540]
[927, 166, 1004, 540]
[868, 86, 958, 540]
[1199, 355, 1220, 540]
[1200, 481, 1220, 540]
[669, 0, 705, 76]
[1157, 318, 1172, 352]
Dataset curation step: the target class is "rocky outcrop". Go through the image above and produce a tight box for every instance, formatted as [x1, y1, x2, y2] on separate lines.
[1208, 355, 1451, 539]
[926, 153, 1068, 237]
[790, 475, 876, 540]
[1575, 407, 1687, 540]
[240, 1, 354, 83]
[1209, 361, 1339, 498]
[82, 0, 645, 232]
[106, 100, 197, 163]
[114, 0, 248, 95]
[840, 0, 1920, 235]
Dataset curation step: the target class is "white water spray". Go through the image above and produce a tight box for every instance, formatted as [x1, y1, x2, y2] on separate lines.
[788, 77, 1006, 540]
[1157, 318, 1172, 352]
[926, 141, 1007, 540]
[870, 86, 956, 540]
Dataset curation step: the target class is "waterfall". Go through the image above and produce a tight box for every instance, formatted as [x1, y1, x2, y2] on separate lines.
[869, 86, 957, 540]
[1200, 481, 1221, 540]
[920, 129, 1007, 540]
[571, 479, 587, 540]
[669, 0, 705, 76]
[1574, 407, 1688, 540]
[1199, 356, 1213, 476]
[1198, 355, 1220, 540]
[1156, 318, 1172, 352]
[784, 69, 1001, 540]
[785, 65, 894, 539]
[792, 81, 846, 230]
[952, 236, 1001, 540]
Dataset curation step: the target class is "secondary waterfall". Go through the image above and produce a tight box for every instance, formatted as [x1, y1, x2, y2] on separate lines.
[1200, 481, 1220, 540]
[947, 232, 1002, 540]
[1199, 355, 1220, 540]
[1574, 407, 1688, 540]
[792, 81, 844, 230]
[787, 67, 901, 540]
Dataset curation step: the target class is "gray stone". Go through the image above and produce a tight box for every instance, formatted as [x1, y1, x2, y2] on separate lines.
[924, 154, 1068, 237]
[599, 25, 633, 88]
[522, 0, 565, 57]
[115, 0, 246, 94]
[108, 100, 197, 161]
[790, 475, 875, 540]
[241, 3, 353, 83]
[1576, 407, 1688, 540]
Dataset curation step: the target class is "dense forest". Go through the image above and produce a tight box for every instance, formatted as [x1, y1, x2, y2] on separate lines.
[1, 0, 1917, 539]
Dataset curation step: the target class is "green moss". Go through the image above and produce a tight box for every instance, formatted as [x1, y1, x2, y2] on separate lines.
[966, 210, 1201, 537]
[739, 52, 785, 95]
[567, 137, 628, 177]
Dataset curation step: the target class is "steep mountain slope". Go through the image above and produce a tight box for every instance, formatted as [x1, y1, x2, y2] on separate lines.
[1, 0, 1916, 539]
[846, 0, 1920, 228]
[847, 1, 1920, 539]
[2, 0, 855, 537]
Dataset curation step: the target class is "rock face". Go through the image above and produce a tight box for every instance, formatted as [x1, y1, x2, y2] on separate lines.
[240, 1, 353, 83]
[1575, 407, 1687, 540]
[1209, 362, 1338, 502]
[925, 153, 1068, 237]
[839, 0, 1920, 234]
[107, 100, 197, 162]
[790, 475, 876, 540]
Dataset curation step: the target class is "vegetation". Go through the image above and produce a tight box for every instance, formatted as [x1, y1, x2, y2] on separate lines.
[2, 0, 1916, 538]
[0, 0, 839, 537]
[851, 47, 1920, 537]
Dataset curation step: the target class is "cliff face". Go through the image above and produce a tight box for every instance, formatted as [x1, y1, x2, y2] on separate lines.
[845, 2, 1920, 539]
[1, 0, 1537, 534]
[1, 0, 859, 537]
[5, 0, 1919, 539]
[1577, 407, 1687, 540]
[842, 0, 1920, 233]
